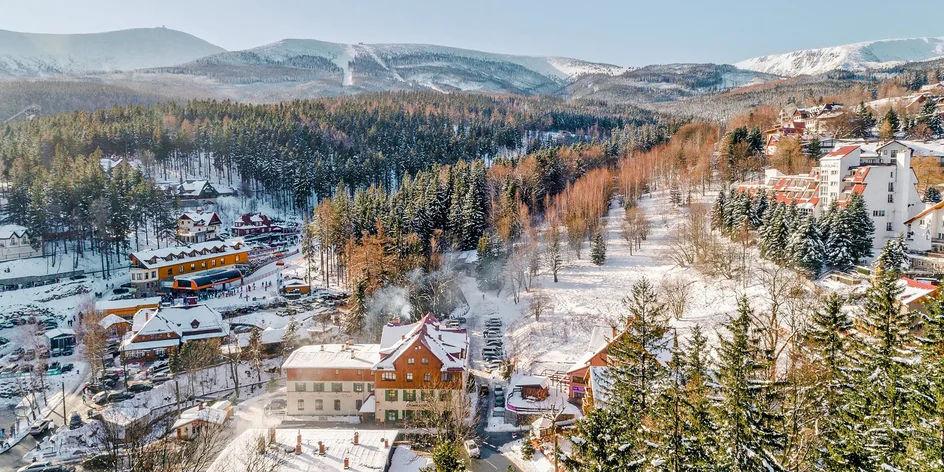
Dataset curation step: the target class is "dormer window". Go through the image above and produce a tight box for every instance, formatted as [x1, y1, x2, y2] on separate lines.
[191, 320, 200, 329]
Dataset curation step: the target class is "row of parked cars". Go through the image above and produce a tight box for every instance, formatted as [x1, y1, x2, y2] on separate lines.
[482, 317, 505, 373]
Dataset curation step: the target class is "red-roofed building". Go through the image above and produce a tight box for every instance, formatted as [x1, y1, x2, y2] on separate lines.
[231, 213, 282, 236]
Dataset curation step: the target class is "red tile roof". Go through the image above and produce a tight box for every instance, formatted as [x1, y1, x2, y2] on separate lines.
[904, 278, 937, 291]
[828, 145, 860, 157]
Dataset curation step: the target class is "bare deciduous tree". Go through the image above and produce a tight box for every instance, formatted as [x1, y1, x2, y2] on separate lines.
[661, 276, 694, 320]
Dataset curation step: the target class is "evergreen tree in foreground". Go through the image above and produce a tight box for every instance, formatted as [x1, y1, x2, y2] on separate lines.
[714, 297, 785, 471]
[788, 216, 826, 275]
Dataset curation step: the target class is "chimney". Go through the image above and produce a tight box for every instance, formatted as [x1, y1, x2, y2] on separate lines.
[344, 458, 350, 469]
[353, 432, 359, 445]
[611, 326, 617, 338]
[351, 349, 356, 359]
[295, 432, 302, 455]
[384, 438, 389, 448]
[318, 441, 325, 455]
[401, 335, 405, 340]
[268, 427, 276, 444]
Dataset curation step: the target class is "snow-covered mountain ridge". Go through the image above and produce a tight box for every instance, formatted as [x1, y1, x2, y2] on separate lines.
[0, 27, 225, 77]
[735, 36, 944, 77]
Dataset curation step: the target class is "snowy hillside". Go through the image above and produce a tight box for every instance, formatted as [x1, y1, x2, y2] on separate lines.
[151, 38, 626, 96]
[735, 36, 944, 77]
[0, 27, 226, 77]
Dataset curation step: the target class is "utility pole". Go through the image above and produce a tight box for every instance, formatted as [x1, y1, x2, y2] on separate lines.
[61, 382, 66, 425]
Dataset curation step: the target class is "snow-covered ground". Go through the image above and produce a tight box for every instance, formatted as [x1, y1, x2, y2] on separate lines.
[499, 439, 555, 472]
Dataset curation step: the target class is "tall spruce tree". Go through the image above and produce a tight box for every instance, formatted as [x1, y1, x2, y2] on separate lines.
[787, 216, 826, 275]
[713, 296, 785, 472]
[850, 241, 918, 469]
[846, 192, 875, 264]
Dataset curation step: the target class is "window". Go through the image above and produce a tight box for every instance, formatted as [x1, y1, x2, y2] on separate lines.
[891, 150, 898, 158]
[887, 222, 894, 232]
[385, 389, 398, 401]
[367, 383, 374, 392]
[406, 373, 414, 382]
[873, 210, 886, 217]
[385, 410, 398, 422]
[440, 373, 454, 382]
[334, 400, 341, 411]
[167, 269, 172, 276]
[356, 399, 363, 410]
[888, 194, 894, 203]
[424, 373, 431, 382]
[297, 400, 304, 410]
[151, 271, 156, 278]
[313, 383, 325, 392]
[421, 358, 429, 365]
[439, 391, 452, 401]
[353, 383, 364, 392]
[331, 383, 343, 392]
[407, 358, 415, 365]
[382, 372, 396, 381]
[190, 264, 195, 270]
[403, 390, 416, 401]
[888, 182, 895, 192]
[315, 399, 323, 410]
[295, 382, 306, 392]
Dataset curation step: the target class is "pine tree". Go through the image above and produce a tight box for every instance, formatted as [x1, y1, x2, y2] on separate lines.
[825, 205, 857, 271]
[567, 404, 644, 471]
[758, 202, 787, 262]
[787, 216, 826, 275]
[804, 294, 858, 471]
[711, 188, 727, 231]
[915, 292, 944, 468]
[246, 328, 264, 384]
[806, 136, 823, 159]
[590, 229, 606, 266]
[679, 324, 718, 471]
[713, 297, 785, 471]
[751, 191, 769, 229]
[875, 234, 906, 273]
[925, 186, 942, 203]
[851, 248, 918, 469]
[281, 313, 300, 358]
[346, 278, 368, 335]
[612, 277, 670, 412]
[846, 193, 875, 264]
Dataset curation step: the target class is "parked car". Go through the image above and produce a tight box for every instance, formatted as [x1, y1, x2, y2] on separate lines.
[151, 373, 172, 384]
[69, 412, 83, 429]
[61, 363, 74, 373]
[42, 465, 76, 472]
[24, 349, 36, 361]
[47, 362, 61, 373]
[100, 372, 121, 382]
[464, 439, 481, 459]
[51, 348, 62, 357]
[107, 391, 134, 403]
[91, 392, 108, 405]
[485, 318, 503, 327]
[16, 461, 52, 472]
[1, 363, 17, 374]
[29, 419, 53, 436]
[127, 382, 153, 393]
[264, 399, 287, 416]
[494, 394, 505, 407]
[484, 339, 503, 347]
[61, 347, 74, 356]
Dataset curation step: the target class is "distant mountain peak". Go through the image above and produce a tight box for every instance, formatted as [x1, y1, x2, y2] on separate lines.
[0, 27, 225, 77]
[735, 36, 944, 77]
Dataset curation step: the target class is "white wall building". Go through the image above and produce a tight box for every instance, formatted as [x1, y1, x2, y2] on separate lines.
[0, 225, 42, 262]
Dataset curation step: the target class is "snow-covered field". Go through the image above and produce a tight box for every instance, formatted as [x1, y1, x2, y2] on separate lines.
[471, 190, 802, 382]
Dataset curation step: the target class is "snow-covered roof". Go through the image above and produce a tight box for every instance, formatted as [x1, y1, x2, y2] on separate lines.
[207, 428, 399, 472]
[514, 375, 550, 389]
[99, 314, 130, 329]
[0, 224, 29, 240]
[379, 323, 415, 349]
[282, 277, 308, 288]
[374, 314, 468, 372]
[159, 304, 227, 341]
[172, 400, 230, 430]
[898, 278, 937, 305]
[359, 395, 376, 413]
[231, 326, 286, 347]
[178, 211, 221, 226]
[43, 328, 75, 339]
[282, 344, 382, 370]
[129, 239, 246, 270]
[96, 297, 161, 311]
[100, 407, 150, 426]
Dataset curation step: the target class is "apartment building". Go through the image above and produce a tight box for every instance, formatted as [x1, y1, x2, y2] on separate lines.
[283, 343, 381, 419]
[280, 314, 469, 424]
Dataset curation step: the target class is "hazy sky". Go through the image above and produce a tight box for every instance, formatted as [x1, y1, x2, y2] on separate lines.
[2, 0, 943, 66]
